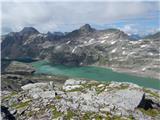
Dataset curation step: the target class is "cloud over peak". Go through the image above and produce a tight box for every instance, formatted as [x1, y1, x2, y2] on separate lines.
[1, 1, 159, 35]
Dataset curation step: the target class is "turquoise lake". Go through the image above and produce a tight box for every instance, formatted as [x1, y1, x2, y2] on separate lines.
[31, 61, 160, 90]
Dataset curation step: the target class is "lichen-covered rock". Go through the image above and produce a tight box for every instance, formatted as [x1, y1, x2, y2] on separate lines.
[1, 79, 160, 120]
[21, 83, 49, 91]
[63, 84, 83, 91]
[21, 82, 55, 99]
[63, 79, 86, 91]
[103, 89, 144, 111]
[64, 79, 86, 86]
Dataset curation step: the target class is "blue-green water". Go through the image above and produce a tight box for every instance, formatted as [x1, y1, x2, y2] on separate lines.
[31, 61, 160, 90]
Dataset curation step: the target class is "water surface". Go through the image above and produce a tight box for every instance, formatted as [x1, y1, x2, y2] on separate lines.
[32, 61, 160, 90]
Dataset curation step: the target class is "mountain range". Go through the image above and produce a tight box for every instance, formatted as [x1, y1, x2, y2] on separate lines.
[1, 24, 160, 79]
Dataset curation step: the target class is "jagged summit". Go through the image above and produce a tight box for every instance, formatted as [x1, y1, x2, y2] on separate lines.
[19, 27, 39, 35]
[79, 24, 95, 32]
[66, 24, 95, 37]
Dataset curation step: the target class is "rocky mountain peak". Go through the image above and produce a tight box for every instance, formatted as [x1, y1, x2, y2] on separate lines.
[79, 24, 95, 32]
[52, 32, 64, 36]
[19, 27, 39, 35]
[65, 24, 95, 37]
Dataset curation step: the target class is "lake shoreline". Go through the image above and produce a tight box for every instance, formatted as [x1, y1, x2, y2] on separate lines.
[31, 60, 160, 90]
[2, 58, 160, 120]
[92, 64, 160, 80]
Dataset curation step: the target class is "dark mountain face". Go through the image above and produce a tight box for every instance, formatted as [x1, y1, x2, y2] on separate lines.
[19, 27, 39, 35]
[144, 31, 160, 39]
[66, 24, 96, 38]
[1, 24, 160, 78]
[79, 24, 95, 32]
[52, 32, 64, 36]
[1, 27, 58, 59]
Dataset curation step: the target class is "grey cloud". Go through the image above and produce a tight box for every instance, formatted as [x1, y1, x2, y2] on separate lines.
[1, 1, 159, 33]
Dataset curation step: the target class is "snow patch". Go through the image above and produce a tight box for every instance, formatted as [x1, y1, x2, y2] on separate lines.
[111, 41, 116, 45]
[89, 39, 94, 43]
[100, 35, 109, 39]
[142, 67, 147, 71]
[148, 52, 153, 56]
[80, 62, 83, 65]
[100, 40, 106, 43]
[111, 48, 117, 53]
[84, 41, 88, 44]
[72, 46, 78, 53]
[122, 47, 125, 50]
[42, 41, 53, 48]
[128, 52, 136, 56]
[66, 41, 71, 44]
[113, 57, 118, 59]
[122, 51, 126, 55]
[140, 45, 147, 48]
[37, 34, 42, 37]
[103, 36, 109, 39]
[129, 41, 139, 45]
[55, 45, 61, 50]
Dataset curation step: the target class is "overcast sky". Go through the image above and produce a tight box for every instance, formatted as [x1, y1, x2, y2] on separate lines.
[1, 0, 160, 35]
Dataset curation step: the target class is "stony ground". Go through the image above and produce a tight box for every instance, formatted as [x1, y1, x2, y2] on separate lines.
[1, 61, 160, 120]
[1, 79, 160, 120]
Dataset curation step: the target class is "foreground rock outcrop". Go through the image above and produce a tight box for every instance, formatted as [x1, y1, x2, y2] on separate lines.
[1, 61, 68, 91]
[1, 79, 160, 120]
[4, 61, 35, 75]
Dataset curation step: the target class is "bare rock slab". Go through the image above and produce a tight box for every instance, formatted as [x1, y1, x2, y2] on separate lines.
[101, 89, 144, 111]
[5, 61, 35, 75]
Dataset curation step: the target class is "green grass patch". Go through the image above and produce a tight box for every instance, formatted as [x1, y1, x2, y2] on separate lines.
[49, 104, 62, 119]
[65, 86, 84, 92]
[81, 112, 95, 120]
[105, 112, 112, 120]
[2, 91, 18, 101]
[127, 114, 134, 120]
[81, 112, 104, 120]
[105, 112, 134, 120]
[139, 108, 160, 117]
[143, 88, 159, 98]
[95, 87, 106, 94]
[11, 100, 31, 109]
[55, 95, 62, 100]
[82, 82, 99, 89]
[112, 115, 123, 120]
[94, 114, 103, 120]
[64, 110, 75, 119]
[106, 84, 129, 91]
[27, 111, 34, 117]
[2, 95, 11, 101]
